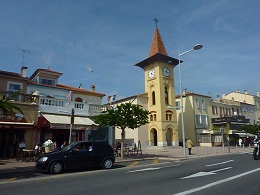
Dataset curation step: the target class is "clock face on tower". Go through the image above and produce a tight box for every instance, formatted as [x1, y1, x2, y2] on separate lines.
[148, 69, 155, 78]
[163, 67, 170, 77]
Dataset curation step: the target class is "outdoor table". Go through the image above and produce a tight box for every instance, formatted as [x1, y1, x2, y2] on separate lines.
[123, 146, 129, 155]
[23, 149, 35, 162]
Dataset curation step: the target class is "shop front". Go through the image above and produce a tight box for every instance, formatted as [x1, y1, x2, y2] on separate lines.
[37, 113, 97, 148]
[0, 111, 36, 158]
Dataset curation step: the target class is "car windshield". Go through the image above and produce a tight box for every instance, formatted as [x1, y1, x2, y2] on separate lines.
[61, 142, 78, 152]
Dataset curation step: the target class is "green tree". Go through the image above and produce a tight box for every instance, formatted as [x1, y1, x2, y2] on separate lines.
[93, 102, 149, 158]
[0, 91, 23, 114]
[239, 122, 260, 135]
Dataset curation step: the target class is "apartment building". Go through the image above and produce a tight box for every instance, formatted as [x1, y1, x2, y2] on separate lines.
[0, 67, 107, 158]
[175, 92, 211, 146]
[0, 68, 38, 158]
[175, 91, 256, 147]
[223, 90, 260, 123]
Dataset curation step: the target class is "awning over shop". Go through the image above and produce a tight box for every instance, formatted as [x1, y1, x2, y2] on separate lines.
[41, 114, 97, 130]
[235, 133, 256, 138]
[0, 121, 34, 129]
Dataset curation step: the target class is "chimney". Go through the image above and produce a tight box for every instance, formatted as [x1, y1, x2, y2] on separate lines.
[216, 95, 221, 102]
[79, 83, 82, 89]
[21, 66, 28, 77]
[182, 88, 187, 96]
[90, 85, 95, 91]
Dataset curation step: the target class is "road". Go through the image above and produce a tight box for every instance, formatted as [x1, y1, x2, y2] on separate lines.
[0, 152, 260, 194]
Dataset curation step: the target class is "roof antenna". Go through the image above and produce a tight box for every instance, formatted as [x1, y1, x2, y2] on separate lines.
[153, 17, 159, 28]
[17, 47, 31, 67]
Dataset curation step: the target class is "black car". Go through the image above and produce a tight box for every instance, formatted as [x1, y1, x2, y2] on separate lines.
[35, 141, 115, 174]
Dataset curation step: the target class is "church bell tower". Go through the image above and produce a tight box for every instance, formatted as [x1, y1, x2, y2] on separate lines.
[135, 20, 180, 146]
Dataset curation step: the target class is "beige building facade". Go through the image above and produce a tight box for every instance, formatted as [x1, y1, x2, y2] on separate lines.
[223, 90, 260, 123]
[175, 92, 211, 146]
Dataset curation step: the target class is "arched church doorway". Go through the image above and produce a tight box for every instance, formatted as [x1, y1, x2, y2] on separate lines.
[166, 128, 173, 146]
[151, 129, 157, 146]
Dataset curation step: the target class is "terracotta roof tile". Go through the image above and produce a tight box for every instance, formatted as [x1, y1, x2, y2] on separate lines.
[56, 84, 105, 97]
[149, 27, 168, 57]
[0, 70, 28, 80]
[28, 81, 105, 97]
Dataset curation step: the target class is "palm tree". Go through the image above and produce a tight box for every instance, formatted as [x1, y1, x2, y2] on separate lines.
[0, 91, 23, 114]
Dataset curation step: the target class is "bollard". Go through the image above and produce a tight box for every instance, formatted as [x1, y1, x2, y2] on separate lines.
[206, 146, 208, 155]
[236, 144, 238, 153]
[243, 144, 245, 151]
[214, 146, 216, 154]
[196, 146, 198, 156]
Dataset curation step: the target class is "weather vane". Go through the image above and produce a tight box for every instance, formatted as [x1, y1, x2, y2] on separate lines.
[153, 17, 159, 27]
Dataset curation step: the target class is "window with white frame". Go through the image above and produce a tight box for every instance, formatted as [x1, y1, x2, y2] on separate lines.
[256, 99, 260, 109]
[202, 99, 206, 110]
[196, 114, 208, 127]
[195, 97, 200, 109]
[39, 78, 55, 86]
[197, 134, 210, 143]
[196, 114, 202, 125]
[7, 81, 22, 92]
[212, 106, 218, 115]
[176, 101, 180, 110]
[202, 115, 208, 126]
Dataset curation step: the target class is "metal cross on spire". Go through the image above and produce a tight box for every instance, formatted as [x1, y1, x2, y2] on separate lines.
[153, 17, 159, 27]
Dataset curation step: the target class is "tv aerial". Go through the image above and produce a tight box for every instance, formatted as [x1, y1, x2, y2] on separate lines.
[17, 47, 31, 67]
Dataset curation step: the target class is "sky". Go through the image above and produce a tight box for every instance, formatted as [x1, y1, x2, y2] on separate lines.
[1, 0, 260, 103]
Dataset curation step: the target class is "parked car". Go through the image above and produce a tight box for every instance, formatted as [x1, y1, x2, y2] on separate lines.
[35, 141, 115, 174]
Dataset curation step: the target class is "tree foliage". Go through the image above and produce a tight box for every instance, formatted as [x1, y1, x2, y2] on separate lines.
[0, 91, 23, 114]
[93, 102, 149, 158]
[239, 122, 260, 135]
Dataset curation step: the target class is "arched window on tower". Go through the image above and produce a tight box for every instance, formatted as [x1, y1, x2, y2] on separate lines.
[152, 91, 156, 105]
[165, 87, 169, 105]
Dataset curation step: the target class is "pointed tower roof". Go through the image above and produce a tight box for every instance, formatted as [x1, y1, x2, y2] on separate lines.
[135, 26, 180, 70]
[148, 27, 168, 57]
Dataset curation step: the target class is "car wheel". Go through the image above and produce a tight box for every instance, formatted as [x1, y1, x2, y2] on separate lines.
[50, 161, 63, 174]
[102, 158, 113, 169]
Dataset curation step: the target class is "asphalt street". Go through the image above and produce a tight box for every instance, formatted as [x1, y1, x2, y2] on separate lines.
[0, 151, 259, 195]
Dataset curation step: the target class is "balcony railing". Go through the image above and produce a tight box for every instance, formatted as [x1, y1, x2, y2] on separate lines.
[0, 91, 109, 116]
[39, 96, 108, 116]
[0, 91, 38, 105]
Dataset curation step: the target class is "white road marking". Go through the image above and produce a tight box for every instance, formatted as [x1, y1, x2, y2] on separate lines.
[127, 164, 180, 173]
[239, 151, 252, 154]
[175, 167, 260, 195]
[206, 160, 234, 167]
[181, 167, 232, 179]
[211, 167, 232, 173]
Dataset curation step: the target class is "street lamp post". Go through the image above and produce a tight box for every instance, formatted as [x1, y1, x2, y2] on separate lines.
[178, 44, 203, 157]
[69, 108, 75, 144]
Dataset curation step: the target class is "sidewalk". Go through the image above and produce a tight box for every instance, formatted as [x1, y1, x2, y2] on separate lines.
[0, 146, 253, 172]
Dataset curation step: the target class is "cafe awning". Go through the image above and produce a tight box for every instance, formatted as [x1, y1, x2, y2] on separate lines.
[0, 121, 34, 129]
[41, 114, 97, 130]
